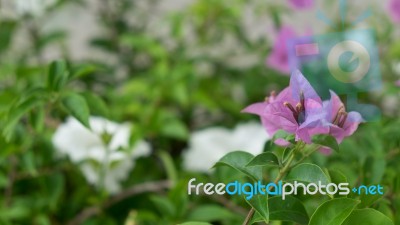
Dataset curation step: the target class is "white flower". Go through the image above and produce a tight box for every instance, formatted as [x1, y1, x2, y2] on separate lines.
[14, 0, 56, 17]
[183, 122, 269, 172]
[52, 116, 150, 193]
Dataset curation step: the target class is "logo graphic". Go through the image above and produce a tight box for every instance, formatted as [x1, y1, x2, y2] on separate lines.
[287, 0, 381, 121]
[187, 179, 384, 200]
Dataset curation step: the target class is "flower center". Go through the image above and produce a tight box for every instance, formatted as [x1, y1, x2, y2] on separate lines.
[283, 92, 305, 124]
[333, 105, 348, 128]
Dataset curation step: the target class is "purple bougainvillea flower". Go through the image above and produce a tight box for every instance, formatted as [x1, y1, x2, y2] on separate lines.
[323, 91, 363, 143]
[388, 0, 400, 23]
[288, 0, 314, 9]
[396, 80, 400, 87]
[266, 26, 297, 75]
[242, 70, 328, 144]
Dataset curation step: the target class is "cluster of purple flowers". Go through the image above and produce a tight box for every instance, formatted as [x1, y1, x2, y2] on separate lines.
[242, 70, 363, 147]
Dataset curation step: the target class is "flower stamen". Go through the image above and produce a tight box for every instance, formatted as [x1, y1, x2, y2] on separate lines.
[338, 112, 348, 128]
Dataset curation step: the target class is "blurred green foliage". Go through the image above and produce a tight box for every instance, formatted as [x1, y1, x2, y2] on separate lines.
[0, 0, 399, 225]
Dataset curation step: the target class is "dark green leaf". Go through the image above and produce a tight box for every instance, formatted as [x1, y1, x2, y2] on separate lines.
[246, 194, 269, 223]
[251, 196, 309, 225]
[47, 60, 69, 91]
[213, 151, 262, 181]
[61, 93, 90, 128]
[0, 20, 16, 53]
[150, 195, 176, 218]
[285, 163, 330, 185]
[3, 97, 42, 141]
[246, 152, 279, 167]
[358, 191, 383, 208]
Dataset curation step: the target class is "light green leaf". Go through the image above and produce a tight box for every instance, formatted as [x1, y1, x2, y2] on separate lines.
[187, 205, 237, 222]
[246, 194, 269, 223]
[70, 64, 99, 78]
[61, 93, 90, 129]
[160, 119, 188, 140]
[246, 152, 279, 167]
[213, 151, 262, 181]
[81, 92, 109, 117]
[179, 222, 212, 225]
[342, 208, 393, 225]
[285, 163, 330, 185]
[309, 198, 360, 225]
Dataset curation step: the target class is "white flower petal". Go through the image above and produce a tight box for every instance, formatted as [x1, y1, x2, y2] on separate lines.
[183, 122, 269, 172]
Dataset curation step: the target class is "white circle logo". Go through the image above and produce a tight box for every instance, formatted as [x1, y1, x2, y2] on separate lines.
[327, 40, 370, 83]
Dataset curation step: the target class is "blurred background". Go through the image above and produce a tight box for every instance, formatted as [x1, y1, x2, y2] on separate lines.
[0, 0, 399, 224]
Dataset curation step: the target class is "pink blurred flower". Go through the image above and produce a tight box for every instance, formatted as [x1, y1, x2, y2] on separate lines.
[396, 80, 400, 86]
[266, 26, 298, 75]
[288, 0, 314, 9]
[242, 70, 328, 144]
[388, 0, 400, 23]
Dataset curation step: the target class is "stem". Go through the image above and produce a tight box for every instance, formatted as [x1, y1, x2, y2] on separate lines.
[242, 146, 298, 225]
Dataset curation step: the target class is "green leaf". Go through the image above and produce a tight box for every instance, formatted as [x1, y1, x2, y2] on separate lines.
[160, 119, 188, 140]
[246, 152, 279, 167]
[187, 205, 237, 222]
[285, 163, 330, 185]
[2, 97, 42, 141]
[246, 194, 269, 223]
[342, 208, 393, 225]
[70, 64, 99, 78]
[0, 20, 16, 53]
[29, 106, 45, 132]
[328, 170, 348, 197]
[81, 92, 109, 117]
[363, 156, 386, 184]
[313, 135, 339, 152]
[309, 198, 360, 225]
[251, 196, 309, 225]
[158, 151, 178, 184]
[328, 170, 348, 184]
[61, 93, 90, 128]
[47, 60, 69, 91]
[213, 151, 262, 181]
[269, 195, 309, 224]
[150, 195, 176, 218]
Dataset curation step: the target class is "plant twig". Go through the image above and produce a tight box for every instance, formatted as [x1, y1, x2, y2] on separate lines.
[67, 180, 172, 225]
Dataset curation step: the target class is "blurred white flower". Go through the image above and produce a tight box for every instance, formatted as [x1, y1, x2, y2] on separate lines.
[183, 122, 269, 172]
[52, 116, 150, 193]
[14, 0, 56, 17]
